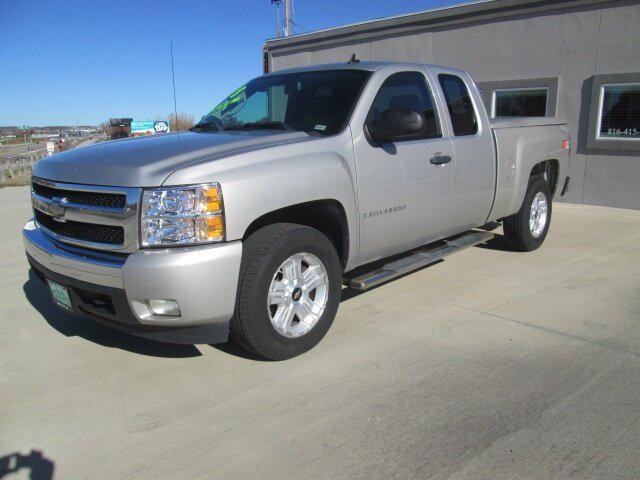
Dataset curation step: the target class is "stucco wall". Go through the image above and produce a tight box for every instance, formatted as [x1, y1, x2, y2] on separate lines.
[268, 1, 640, 209]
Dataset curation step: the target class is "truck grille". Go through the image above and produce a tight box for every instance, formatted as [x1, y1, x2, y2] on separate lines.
[32, 181, 126, 209]
[34, 210, 125, 245]
[31, 177, 139, 252]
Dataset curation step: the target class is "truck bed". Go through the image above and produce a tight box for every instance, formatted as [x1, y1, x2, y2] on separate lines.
[488, 117, 569, 221]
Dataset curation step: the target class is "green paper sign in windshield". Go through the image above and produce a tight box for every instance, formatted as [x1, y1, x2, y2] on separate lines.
[209, 84, 247, 116]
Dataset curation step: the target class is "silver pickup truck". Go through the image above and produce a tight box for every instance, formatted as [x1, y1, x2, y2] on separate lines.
[24, 61, 570, 359]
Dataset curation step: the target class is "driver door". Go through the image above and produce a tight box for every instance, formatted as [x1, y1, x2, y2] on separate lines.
[353, 71, 455, 264]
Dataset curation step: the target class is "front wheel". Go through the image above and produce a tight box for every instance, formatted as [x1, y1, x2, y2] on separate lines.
[503, 176, 552, 251]
[230, 223, 342, 360]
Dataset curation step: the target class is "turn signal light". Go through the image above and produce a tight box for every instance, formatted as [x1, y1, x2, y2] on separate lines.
[205, 187, 222, 212]
[200, 216, 224, 241]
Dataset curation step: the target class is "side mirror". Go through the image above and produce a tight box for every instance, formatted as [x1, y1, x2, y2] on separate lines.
[368, 107, 426, 143]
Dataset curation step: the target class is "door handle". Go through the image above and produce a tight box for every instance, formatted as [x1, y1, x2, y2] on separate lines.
[429, 154, 452, 165]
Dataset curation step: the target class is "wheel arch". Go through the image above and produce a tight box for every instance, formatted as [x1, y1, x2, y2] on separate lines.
[530, 159, 559, 195]
[242, 199, 350, 270]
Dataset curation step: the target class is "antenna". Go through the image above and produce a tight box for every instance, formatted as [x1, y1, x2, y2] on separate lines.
[170, 41, 178, 127]
[272, 0, 281, 37]
[271, 0, 293, 37]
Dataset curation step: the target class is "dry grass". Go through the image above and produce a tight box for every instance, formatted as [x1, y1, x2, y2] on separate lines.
[0, 172, 32, 187]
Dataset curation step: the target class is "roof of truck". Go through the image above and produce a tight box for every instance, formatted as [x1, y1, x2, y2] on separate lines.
[265, 61, 388, 75]
[264, 61, 464, 76]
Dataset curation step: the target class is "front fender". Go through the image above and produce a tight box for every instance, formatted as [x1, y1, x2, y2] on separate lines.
[163, 130, 360, 270]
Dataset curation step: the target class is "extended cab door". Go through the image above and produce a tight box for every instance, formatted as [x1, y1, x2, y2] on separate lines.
[352, 69, 455, 264]
[433, 70, 495, 232]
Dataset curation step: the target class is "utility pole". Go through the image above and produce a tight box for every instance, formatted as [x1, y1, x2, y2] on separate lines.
[284, 0, 292, 37]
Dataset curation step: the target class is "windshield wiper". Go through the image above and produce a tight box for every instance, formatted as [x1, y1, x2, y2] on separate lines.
[190, 121, 223, 133]
[224, 121, 292, 131]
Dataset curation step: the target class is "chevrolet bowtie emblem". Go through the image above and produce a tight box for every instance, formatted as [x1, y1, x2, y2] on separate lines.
[49, 196, 68, 222]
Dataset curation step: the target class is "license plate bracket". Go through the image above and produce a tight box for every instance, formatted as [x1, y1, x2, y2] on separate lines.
[47, 279, 73, 312]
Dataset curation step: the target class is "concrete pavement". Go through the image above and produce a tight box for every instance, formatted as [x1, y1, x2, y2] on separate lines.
[1, 185, 639, 479]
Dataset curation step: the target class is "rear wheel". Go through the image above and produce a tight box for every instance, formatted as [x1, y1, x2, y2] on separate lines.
[230, 223, 342, 360]
[503, 176, 552, 251]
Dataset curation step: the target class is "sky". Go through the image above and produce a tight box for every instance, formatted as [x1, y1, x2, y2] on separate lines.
[0, 0, 462, 126]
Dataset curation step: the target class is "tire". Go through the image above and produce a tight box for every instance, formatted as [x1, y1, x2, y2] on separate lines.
[503, 176, 552, 252]
[230, 223, 342, 360]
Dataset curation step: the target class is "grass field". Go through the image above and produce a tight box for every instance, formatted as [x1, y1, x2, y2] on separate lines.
[0, 172, 31, 187]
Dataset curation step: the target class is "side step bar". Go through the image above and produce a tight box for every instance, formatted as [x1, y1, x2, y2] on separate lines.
[346, 230, 494, 291]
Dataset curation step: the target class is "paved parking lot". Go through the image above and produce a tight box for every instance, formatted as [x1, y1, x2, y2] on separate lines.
[1, 185, 639, 479]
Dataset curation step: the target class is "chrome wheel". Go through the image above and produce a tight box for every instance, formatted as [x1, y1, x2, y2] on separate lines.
[267, 252, 329, 338]
[529, 191, 548, 238]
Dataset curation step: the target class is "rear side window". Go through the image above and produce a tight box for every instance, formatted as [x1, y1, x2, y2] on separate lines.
[438, 74, 478, 136]
[368, 71, 441, 140]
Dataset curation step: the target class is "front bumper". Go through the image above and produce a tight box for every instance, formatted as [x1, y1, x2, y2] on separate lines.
[23, 220, 242, 344]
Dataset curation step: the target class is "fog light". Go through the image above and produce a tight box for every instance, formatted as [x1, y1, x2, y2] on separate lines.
[147, 299, 181, 316]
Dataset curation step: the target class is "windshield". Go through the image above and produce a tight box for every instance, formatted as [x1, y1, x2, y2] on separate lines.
[193, 70, 371, 136]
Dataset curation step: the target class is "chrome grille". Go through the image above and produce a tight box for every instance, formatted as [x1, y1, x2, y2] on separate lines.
[32, 181, 126, 209]
[31, 177, 140, 252]
[34, 210, 125, 245]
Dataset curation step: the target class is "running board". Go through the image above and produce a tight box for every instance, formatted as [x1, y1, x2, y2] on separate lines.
[346, 230, 494, 291]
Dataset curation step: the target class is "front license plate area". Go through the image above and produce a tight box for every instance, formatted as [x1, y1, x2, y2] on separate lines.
[47, 279, 73, 312]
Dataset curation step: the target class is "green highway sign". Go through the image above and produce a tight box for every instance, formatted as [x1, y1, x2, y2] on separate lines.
[18, 125, 30, 131]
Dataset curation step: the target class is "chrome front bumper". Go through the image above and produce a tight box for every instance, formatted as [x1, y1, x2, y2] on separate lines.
[24, 220, 126, 288]
[24, 220, 242, 341]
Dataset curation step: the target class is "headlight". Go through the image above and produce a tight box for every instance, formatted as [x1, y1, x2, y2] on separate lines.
[141, 183, 224, 247]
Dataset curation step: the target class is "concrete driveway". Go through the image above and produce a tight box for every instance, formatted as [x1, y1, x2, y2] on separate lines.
[1, 185, 639, 479]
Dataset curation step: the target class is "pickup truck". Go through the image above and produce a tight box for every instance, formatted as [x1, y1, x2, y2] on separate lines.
[24, 61, 570, 360]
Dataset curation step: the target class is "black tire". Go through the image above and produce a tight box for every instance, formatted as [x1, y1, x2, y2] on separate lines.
[503, 176, 552, 252]
[230, 223, 342, 360]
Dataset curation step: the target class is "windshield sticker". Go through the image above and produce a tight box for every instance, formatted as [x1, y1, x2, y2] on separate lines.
[314, 124, 327, 131]
[209, 84, 247, 115]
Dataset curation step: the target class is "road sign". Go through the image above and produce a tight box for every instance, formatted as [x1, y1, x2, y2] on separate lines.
[131, 120, 170, 136]
[154, 121, 169, 133]
[18, 125, 30, 131]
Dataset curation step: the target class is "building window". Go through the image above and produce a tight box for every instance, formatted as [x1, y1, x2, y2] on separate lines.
[596, 83, 640, 140]
[492, 88, 548, 118]
[477, 77, 558, 119]
[438, 74, 478, 136]
[586, 73, 640, 153]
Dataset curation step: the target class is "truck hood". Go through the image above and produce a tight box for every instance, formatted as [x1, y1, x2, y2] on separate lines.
[33, 131, 311, 187]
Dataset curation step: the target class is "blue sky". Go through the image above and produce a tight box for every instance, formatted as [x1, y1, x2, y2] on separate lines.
[0, 0, 460, 126]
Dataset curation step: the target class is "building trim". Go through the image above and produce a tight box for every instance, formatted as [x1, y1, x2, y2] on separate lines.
[265, 0, 624, 55]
